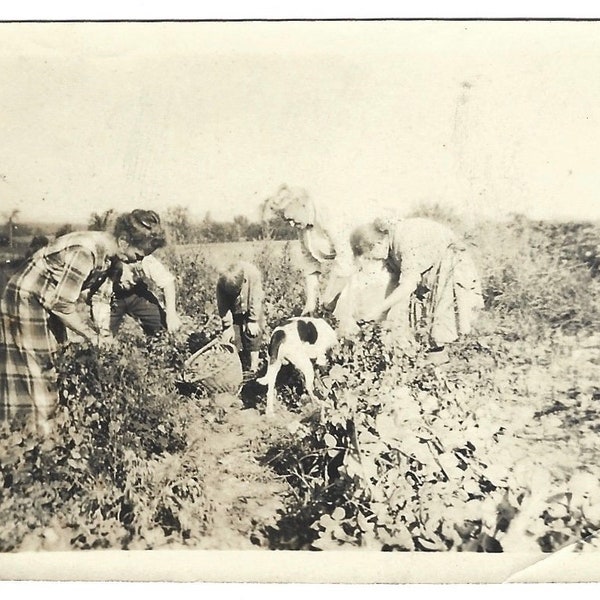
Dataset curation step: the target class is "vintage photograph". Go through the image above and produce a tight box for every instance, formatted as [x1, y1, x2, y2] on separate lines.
[0, 19, 599, 582]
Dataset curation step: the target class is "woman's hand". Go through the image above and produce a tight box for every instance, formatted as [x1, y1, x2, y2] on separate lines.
[53, 309, 103, 346]
[166, 311, 182, 332]
[97, 331, 115, 349]
[245, 321, 260, 338]
[221, 326, 235, 344]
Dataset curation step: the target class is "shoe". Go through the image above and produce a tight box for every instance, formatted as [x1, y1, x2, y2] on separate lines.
[425, 346, 449, 365]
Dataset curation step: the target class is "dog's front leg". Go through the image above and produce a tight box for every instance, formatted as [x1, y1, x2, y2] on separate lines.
[315, 352, 328, 367]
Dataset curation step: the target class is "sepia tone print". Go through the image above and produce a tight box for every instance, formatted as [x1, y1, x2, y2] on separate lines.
[0, 20, 599, 582]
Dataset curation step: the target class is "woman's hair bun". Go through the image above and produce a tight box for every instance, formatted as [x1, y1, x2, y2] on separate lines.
[113, 209, 167, 253]
[131, 209, 161, 230]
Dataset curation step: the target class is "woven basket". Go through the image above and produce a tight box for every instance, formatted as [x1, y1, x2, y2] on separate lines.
[182, 339, 243, 395]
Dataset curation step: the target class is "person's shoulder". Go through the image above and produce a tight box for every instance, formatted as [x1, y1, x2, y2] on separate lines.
[141, 254, 162, 267]
[240, 261, 261, 277]
[397, 217, 456, 236]
[141, 254, 173, 282]
[53, 230, 110, 253]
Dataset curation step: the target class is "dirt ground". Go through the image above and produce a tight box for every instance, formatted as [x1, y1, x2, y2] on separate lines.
[185, 393, 291, 549]
[172, 328, 600, 550]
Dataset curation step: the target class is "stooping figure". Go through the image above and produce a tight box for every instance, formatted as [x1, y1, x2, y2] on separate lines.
[349, 217, 484, 358]
[216, 261, 265, 373]
[0, 209, 167, 433]
[92, 250, 182, 338]
[263, 185, 356, 332]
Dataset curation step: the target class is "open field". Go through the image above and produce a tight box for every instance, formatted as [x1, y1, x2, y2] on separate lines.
[0, 217, 600, 553]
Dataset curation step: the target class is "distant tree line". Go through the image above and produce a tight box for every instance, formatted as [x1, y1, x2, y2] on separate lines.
[2, 207, 295, 248]
[85, 205, 296, 244]
[161, 206, 296, 244]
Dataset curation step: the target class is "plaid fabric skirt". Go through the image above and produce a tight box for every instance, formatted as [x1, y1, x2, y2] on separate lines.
[0, 279, 66, 425]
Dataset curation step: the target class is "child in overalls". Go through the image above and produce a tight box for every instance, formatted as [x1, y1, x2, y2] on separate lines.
[216, 261, 264, 373]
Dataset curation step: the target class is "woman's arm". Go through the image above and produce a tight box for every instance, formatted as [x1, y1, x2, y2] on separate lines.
[377, 270, 421, 317]
[142, 255, 181, 332]
[43, 246, 101, 344]
[302, 272, 321, 315]
[161, 279, 181, 331]
[52, 309, 99, 343]
[89, 277, 113, 338]
[245, 265, 264, 323]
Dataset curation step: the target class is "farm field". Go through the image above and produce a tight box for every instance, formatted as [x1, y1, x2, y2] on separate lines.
[0, 217, 600, 554]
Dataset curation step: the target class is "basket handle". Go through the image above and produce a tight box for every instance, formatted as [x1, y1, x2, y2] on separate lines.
[184, 337, 237, 368]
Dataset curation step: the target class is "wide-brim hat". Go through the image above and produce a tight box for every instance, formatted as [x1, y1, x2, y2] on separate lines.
[263, 185, 315, 226]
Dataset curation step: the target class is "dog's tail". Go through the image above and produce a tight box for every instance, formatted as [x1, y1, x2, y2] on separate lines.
[268, 329, 286, 363]
[256, 328, 286, 387]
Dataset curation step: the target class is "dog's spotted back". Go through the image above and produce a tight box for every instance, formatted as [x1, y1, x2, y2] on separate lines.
[268, 318, 323, 361]
[258, 317, 338, 415]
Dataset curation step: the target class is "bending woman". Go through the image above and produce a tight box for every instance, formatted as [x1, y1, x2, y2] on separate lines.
[0, 209, 167, 432]
[263, 185, 355, 330]
[100, 253, 181, 337]
[349, 217, 484, 354]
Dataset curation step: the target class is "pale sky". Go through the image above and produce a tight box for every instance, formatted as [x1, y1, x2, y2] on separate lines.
[1, 20, 600, 225]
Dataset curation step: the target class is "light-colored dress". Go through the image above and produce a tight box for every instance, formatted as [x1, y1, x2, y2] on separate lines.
[350, 218, 483, 345]
[295, 203, 357, 328]
[91, 254, 175, 336]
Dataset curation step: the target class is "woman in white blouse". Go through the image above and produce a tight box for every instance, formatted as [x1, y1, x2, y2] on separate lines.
[264, 185, 356, 331]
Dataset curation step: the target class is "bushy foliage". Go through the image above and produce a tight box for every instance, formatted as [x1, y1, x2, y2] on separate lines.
[162, 249, 220, 324]
[264, 324, 600, 552]
[258, 216, 600, 552]
[478, 217, 600, 338]
[1, 215, 599, 553]
[163, 206, 295, 244]
[0, 332, 212, 551]
[255, 241, 305, 329]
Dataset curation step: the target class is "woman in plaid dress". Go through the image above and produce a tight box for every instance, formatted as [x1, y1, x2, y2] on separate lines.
[0, 210, 167, 433]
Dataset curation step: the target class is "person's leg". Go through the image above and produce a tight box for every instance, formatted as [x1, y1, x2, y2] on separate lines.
[230, 314, 246, 368]
[123, 290, 166, 336]
[429, 255, 459, 347]
[453, 251, 484, 335]
[237, 315, 262, 372]
[0, 288, 61, 433]
[109, 296, 127, 336]
[248, 350, 260, 372]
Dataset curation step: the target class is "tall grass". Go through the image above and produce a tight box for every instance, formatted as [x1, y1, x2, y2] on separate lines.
[475, 218, 600, 338]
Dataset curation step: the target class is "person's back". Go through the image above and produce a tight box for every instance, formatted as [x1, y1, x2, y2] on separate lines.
[0, 236, 50, 297]
[0, 257, 25, 297]
[388, 217, 457, 276]
[109, 254, 180, 336]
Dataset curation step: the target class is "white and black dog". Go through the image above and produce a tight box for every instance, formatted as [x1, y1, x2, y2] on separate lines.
[256, 317, 338, 416]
